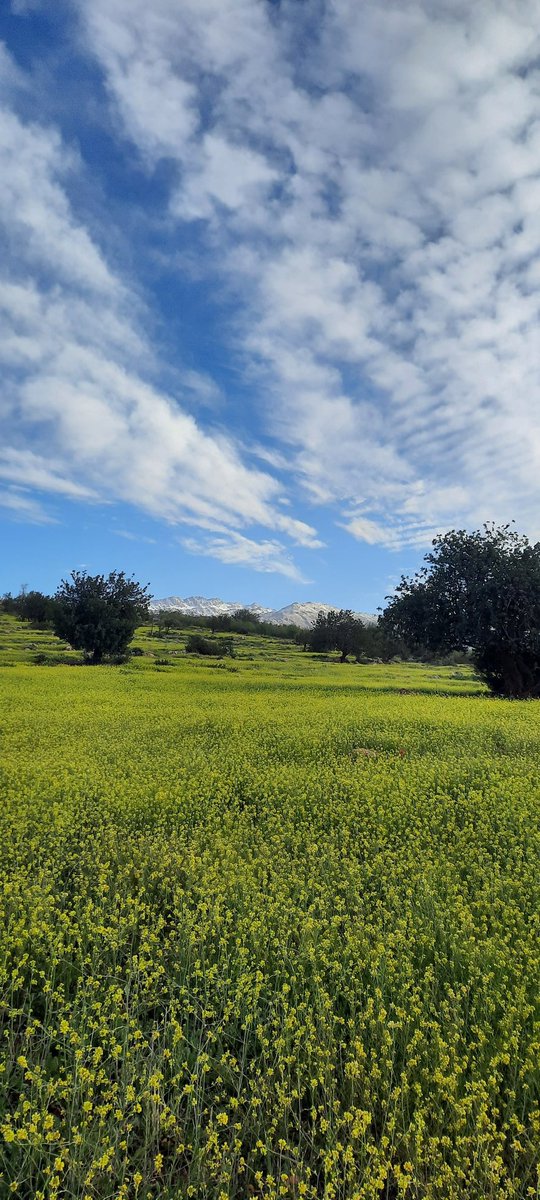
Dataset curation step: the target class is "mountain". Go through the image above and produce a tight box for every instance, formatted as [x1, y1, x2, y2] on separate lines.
[151, 596, 376, 628]
[269, 602, 376, 629]
[151, 595, 273, 618]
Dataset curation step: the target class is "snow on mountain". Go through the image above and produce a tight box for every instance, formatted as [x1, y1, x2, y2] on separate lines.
[269, 602, 376, 629]
[151, 596, 376, 628]
[151, 596, 272, 618]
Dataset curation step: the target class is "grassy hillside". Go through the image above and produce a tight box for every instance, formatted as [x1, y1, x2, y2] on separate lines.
[1, 615, 539, 1199]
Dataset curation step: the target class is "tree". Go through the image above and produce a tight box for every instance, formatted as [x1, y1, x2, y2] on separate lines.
[18, 590, 57, 627]
[309, 609, 365, 662]
[233, 608, 260, 623]
[53, 571, 151, 663]
[360, 621, 410, 663]
[294, 628, 309, 651]
[381, 524, 540, 697]
[1, 592, 18, 615]
[185, 634, 234, 657]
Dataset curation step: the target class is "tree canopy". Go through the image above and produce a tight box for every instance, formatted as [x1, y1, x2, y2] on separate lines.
[381, 524, 540, 697]
[53, 571, 151, 663]
[309, 609, 365, 662]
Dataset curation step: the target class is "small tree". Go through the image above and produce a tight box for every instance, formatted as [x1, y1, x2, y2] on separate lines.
[381, 524, 540, 697]
[233, 608, 260, 623]
[53, 571, 151, 663]
[185, 634, 234, 658]
[309, 609, 365, 662]
[18, 590, 57, 627]
[1, 592, 18, 615]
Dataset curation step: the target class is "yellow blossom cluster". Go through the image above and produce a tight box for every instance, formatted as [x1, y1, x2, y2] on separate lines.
[1, 617, 539, 1197]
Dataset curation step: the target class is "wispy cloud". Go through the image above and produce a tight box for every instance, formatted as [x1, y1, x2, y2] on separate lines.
[76, 0, 540, 547]
[0, 487, 56, 524]
[113, 529, 157, 545]
[4, 0, 540, 563]
[183, 532, 310, 583]
[0, 45, 315, 572]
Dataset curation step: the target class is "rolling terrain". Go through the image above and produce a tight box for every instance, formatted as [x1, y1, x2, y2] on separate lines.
[151, 595, 377, 628]
[1, 615, 539, 1200]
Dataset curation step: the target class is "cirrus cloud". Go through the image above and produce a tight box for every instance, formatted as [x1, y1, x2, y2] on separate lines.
[4, 0, 540, 572]
[0, 39, 319, 577]
[75, 0, 540, 547]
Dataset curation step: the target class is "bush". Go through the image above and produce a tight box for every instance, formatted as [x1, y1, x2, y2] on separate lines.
[185, 634, 234, 658]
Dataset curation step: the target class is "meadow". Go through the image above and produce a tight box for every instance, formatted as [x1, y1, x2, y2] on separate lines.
[1, 614, 539, 1199]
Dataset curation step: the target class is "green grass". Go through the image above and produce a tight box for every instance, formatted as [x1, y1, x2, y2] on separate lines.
[1, 615, 539, 1199]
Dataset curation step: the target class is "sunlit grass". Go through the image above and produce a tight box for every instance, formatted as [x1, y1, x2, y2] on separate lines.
[1, 615, 539, 1198]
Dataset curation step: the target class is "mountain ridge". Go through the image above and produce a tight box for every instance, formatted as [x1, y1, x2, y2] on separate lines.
[151, 595, 377, 629]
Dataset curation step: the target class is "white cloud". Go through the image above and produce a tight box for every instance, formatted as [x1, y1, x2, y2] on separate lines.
[183, 532, 309, 582]
[0, 108, 116, 293]
[76, 0, 540, 548]
[7, 0, 540, 554]
[174, 134, 277, 221]
[0, 487, 56, 523]
[113, 529, 157, 545]
[0, 449, 98, 499]
[0, 52, 316, 575]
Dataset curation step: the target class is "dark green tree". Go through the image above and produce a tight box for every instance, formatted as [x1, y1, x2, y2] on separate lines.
[381, 524, 540, 697]
[18, 590, 57, 627]
[309, 609, 365, 662]
[53, 571, 151, 663]
[185, 634, 234, 657]
[1, 592, 18, 615]
[233, 608, 260, 623]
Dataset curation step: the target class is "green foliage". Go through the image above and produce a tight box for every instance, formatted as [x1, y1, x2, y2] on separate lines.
[185, 633, 235, 657]
[0, 641, 539, 1198]
[53, 570, 151, 664]
[153, 608, 302, 641]
[19, 590, 57, 626]
[1, 589, 56, 626]
[0, 591, 18, 615]
[309, 609, 365, 661]
[382, 524, 540, 697]
[232, 606, 260, 623]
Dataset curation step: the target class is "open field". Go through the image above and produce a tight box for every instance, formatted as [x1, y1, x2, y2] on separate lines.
[1, 616, 539, 1199]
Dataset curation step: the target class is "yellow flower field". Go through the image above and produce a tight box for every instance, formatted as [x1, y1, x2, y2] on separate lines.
[1, 620, 539, 1198]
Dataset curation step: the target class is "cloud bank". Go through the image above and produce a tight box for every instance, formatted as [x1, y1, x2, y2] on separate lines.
[3, 0, 540, 571]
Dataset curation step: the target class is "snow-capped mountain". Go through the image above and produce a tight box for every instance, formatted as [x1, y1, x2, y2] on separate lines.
[151, 596, 376, 628]
[269, 602, 376, 629]
[151, 596, 273, 618]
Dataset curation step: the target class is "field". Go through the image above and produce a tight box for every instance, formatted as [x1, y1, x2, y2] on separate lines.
[1, 615, 539, 1199]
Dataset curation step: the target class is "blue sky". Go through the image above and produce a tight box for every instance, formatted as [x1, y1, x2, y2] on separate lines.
[2, 1, 540, 610]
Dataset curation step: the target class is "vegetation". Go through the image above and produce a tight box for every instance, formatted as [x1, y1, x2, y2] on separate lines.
[382, 524, 540, 698]
[185, 633, 235, 658]
[1, 613, 539, 1199]
[53, 571, 151, 664]
[309, 609, 365, 662]
[1, 589, 57, 626]
[152, 609, 304, 642]
[306, 610, 409, 664]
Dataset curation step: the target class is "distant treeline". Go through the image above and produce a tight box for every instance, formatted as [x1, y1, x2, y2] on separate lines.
[147, 606, 414, 663]
[1, 588, 466, 666]
[150, 606, 303, 641]
[1, 589, 58, 626]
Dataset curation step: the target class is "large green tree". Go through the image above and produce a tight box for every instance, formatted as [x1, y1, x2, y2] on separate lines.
[53, 571, 151, 663]
[382, 524, 540, 697]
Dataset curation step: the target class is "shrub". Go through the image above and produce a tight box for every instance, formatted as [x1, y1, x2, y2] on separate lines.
[185, 634, 234, 658]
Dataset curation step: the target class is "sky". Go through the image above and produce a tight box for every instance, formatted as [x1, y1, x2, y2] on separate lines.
[2, 1, 540, 611]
